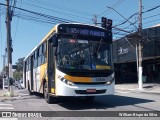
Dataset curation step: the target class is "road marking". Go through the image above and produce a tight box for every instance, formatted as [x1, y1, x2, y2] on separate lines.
[0, 104, 13, 106]
[0, 118, 18, 120]
[116, 91, 130, 94]
[0, 103, 14, 110]
[0, 107, 14, 109]
[0, 103, 17, 119]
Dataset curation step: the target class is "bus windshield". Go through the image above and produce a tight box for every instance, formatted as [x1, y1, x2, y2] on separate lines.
[56, 38, 111, 70]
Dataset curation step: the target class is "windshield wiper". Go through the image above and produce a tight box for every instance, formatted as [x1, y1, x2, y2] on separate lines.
[95, 39, 103, 55]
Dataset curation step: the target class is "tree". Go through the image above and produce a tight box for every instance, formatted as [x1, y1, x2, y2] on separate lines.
[13, 57, 25, 80]
[13, 71, 23, 80]
[16, 57, 25, 72]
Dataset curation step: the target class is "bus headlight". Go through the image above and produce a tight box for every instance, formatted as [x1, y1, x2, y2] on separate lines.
[106, 73, 115, 85]
[60, 77, 75, 86]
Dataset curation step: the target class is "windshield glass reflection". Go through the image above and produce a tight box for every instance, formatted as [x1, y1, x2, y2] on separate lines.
[56, 38, 111, 70]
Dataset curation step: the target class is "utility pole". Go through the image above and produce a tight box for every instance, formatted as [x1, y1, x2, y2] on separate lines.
[2, 55, 6, 90]
[105, 1, 143, 89]
[138, 0, 143, 90]
[6, 0, 13, 93]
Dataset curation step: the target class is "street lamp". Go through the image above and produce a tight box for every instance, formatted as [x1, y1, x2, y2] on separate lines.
[107, 5, 143, 90]
[106, 6, 137, 29]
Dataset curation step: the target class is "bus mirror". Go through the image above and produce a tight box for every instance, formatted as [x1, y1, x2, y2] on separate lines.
[52, 37, 58, 47]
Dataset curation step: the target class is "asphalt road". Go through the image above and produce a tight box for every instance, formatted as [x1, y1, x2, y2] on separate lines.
[0, 88, 160, 120]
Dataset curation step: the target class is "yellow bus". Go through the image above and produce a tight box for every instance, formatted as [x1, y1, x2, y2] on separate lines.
[23, 23, 114, 103]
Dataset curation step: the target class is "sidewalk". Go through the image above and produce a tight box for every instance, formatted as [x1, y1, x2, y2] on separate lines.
[0, 88, 19, 101]
[115, 83, 160, 94]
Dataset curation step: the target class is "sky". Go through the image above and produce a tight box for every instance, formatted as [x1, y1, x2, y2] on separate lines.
[0, 0, 160, 71]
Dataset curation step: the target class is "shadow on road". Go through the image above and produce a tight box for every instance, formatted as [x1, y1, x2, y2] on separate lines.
[52, 95, 154, 110]
[8, 89, 154, 110]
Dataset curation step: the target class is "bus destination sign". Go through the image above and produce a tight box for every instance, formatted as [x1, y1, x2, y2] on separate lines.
[68, 28, 106, 37]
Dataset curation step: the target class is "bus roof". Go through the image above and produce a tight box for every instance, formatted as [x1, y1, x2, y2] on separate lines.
[39, 24, 59, 44]
[24, 45, 38, 61]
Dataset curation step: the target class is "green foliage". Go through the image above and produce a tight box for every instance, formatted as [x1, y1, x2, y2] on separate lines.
[16, 57, 25, 72]
[13, 57, 25, 80]
[13, 71, 23, 80]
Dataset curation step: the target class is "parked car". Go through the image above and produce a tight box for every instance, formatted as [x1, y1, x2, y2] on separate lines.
[17, 79, 24, 89]
[4, 79, 8, 88]
[14, 80, 19, 87]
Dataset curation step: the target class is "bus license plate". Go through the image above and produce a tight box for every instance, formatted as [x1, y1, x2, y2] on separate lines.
[86, 89, 96, 93]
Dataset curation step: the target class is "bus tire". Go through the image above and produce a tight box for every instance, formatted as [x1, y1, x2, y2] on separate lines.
[85, 96, 95, 102]
[28, 82, 33, 95]
[44, 82, 52, 104]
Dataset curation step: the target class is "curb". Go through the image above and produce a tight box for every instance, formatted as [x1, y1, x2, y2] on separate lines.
[115, 83, 160, 94]
[116, 88, 160, 94]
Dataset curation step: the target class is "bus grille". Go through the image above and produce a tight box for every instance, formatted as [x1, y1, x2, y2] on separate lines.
[75, 82, 106, 85]
[75, 89, 106, 94]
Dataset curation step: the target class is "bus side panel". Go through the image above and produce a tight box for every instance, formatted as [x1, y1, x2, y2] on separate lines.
[33, 66, 41, 92]
[33, 67, 37, 92]
[39, 63, 47, 93]
[36, 66, 41, 92]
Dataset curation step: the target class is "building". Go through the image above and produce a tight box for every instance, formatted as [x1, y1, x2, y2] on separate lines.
[113, 25, 160, 83]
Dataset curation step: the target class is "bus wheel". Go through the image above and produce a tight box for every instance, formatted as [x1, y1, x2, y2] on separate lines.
[28, 83, 33, 95]
[85, 96, 95, 102]
[44, 82, 52, 104]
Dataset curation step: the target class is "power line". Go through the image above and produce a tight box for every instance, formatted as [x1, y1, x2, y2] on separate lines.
[16, 0, 91, 23]
[0, 3, 77, 24]
[14, 13, 58, 25]
[107, 6, 138, 30]
[143, 13, 160, 20]
[25, 0, 92, 17]
[13, 0, 22, 46]
[124, 13, 160, 29]
[143, 18, 160, 26]
[143, 5, 160, 14]
[0, 10, 57, 25]
[98, 0, 125, 16]
[114, 4, 160, 28]
[1, 1, 159, 45]
[116, 12, 160, 32]
[96, 0, 126, 26]
[114, 12, 138, 27]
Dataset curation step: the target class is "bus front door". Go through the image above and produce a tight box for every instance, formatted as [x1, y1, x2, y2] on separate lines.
[48, 41, 55, 94]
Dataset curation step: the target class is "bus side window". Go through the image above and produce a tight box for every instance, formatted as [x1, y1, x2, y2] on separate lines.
[37, 48, 41, 66]
[34, 51, 37, 68]
[41, 44, 44, 64]
[28, 57, 30, 70]
[26, 59, 28, 71]
[42, 42, 46, 64]
[44, 42, 47, 63]
[39, 46, 42, 65]
[27, 58, 29, 71]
